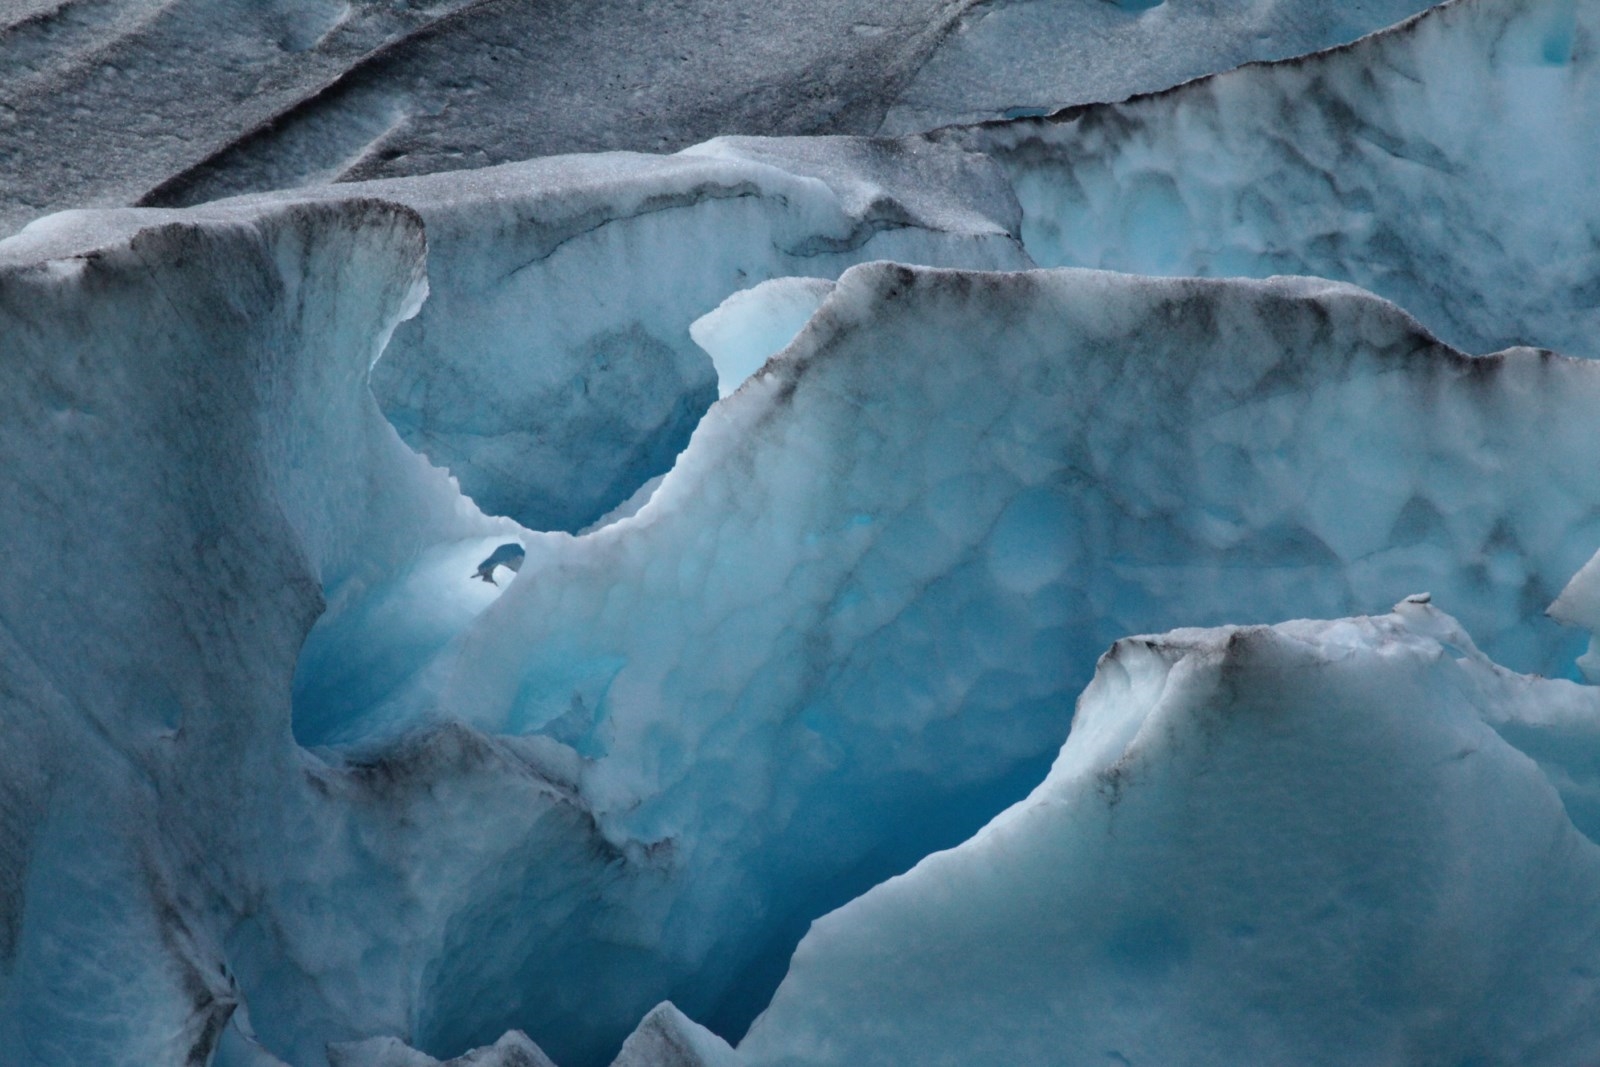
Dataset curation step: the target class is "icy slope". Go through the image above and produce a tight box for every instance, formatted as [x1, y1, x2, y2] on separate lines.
[738, 599, 1600, 1067]
[0, 198, 505, 1065]
[949, 0, 1600, 359]
[213, 135, 1028, 533]
[0, 0, 1443, 233]
[881, 0, 1439, 132]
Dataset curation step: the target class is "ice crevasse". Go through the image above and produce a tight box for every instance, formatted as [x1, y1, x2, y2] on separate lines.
[5, 0, 1600, 1064]
[7, 181, 1600, 1064]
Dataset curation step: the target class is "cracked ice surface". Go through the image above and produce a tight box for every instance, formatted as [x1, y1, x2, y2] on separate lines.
[949, 0, 1600, 359]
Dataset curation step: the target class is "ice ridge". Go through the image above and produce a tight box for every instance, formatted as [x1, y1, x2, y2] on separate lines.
[739, 599, 1600, 1066]
[946, 0, 1600, 359]
[7, 0, 1600, 1064]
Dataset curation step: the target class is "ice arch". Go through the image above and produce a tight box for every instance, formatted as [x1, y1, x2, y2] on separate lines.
[221, 135, 1031, 534]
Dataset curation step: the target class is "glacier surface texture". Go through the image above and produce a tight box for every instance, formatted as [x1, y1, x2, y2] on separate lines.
[3, 0, 1600, 1065]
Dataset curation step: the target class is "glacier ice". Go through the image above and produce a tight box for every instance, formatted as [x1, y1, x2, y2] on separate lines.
[289, 257, 1600, 1058]
[7, 0, 1600, 1063]
[949, 0, 1600, 359]
[738, 598, 1600, 1066]
[209, 135, 1028, 531]
[690, 278, 837, 399]
[0, 0, 1445, 233]
[7, 183, 1600, 1063]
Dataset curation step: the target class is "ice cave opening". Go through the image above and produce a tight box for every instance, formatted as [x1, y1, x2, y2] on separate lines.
[286, 268, 825, 753]
[291, 533, 526, 749]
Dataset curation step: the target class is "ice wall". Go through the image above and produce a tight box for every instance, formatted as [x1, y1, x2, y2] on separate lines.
[949, 0, 1600, 358]
[0, 198, 495, 1065]
[224, 135, 1029, 533]
[0, 201, 652, 1067]
[738, 599, 1600, 1066]
[0, 194, 1026, 1067]
[16, 191, 1600, 1066]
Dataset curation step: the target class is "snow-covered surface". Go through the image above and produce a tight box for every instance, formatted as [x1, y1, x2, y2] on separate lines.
[0, 0, 1443, 234]
[740, 599, 1600, 1066]
[950, 0, 1600, 359]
